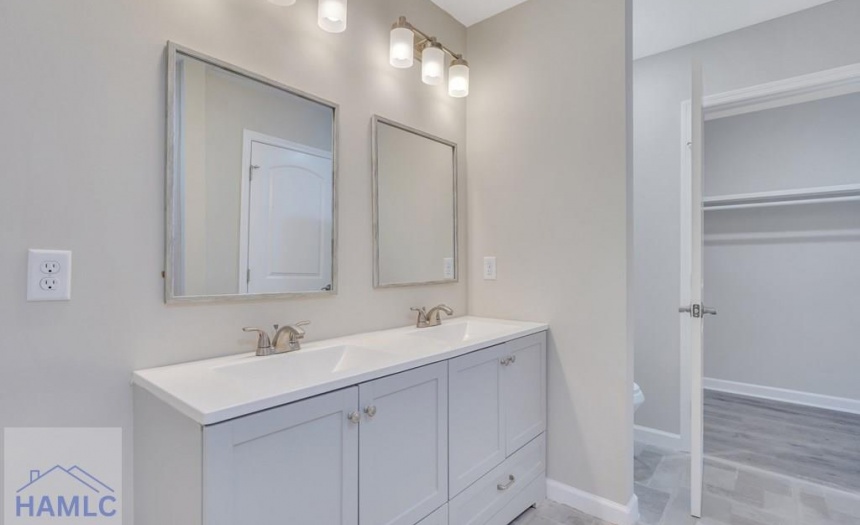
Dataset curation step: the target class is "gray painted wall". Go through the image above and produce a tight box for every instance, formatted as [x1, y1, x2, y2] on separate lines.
[703, 93, 860, 400]
[468, 0, 634, 506]
[633, 0, 860, 434]
[0, 0, 467, 519]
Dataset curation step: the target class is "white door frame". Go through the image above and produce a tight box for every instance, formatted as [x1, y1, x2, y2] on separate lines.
[677, 63, 860, 455]
[238, 130, 333, 293]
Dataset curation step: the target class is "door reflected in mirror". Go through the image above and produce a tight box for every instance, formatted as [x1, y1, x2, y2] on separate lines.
[373, 116, 458, 287]
[165, 44, 337, 302]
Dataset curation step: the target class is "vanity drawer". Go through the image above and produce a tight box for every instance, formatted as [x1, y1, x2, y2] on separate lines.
[449, 433, 545, 525]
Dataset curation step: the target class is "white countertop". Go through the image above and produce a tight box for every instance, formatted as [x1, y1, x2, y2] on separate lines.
[132, 316, 548, 425]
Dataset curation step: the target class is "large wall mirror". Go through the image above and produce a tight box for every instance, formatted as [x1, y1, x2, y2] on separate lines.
[372, 116, 458, 288]
[165, 43, 337, 302]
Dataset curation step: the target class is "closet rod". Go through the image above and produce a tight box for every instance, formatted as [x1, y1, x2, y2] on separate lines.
[705, 194, 860, 211]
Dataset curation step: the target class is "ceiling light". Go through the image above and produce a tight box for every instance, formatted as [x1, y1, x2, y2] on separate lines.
[390, 18, 414, 69]
[448, 58, 469, 98]
[318, 0, 347, 33]
[387, 17, 469, 97]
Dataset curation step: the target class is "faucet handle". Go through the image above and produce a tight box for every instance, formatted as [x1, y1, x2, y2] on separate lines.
[410, 307, 430, 327]
[293, 321, 310, 337]
[243, 327, 272, 350]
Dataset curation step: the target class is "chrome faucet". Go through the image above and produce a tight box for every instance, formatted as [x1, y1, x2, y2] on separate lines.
[410, 304, 454, 328]
[273, 321, 310, 353]
[243, 321, 310, 356]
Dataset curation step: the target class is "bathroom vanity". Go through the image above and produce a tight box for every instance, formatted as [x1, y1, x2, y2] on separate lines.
[133, 317, 547, 525]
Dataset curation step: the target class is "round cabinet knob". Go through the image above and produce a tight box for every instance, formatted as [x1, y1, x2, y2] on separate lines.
[348, 411, 361, 424]
[364, 405, 377, 418]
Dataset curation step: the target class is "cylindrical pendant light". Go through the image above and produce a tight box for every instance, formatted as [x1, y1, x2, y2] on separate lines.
[421, 39, 445, 86]
[390, 18, 414, 69]
[448, 58, 469, 98]
[318, 0, 347, 33]
[267, 0, 296, 6]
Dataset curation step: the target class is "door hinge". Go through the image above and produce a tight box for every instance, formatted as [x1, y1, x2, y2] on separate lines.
[246, 269, 251, 283]
[250, 164, 260, 181]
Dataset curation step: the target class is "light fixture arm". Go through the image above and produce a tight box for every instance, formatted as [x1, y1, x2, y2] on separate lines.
[394, 16, 465, 62]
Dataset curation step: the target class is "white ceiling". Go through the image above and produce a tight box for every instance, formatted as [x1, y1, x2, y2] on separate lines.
[431, 0, 837, 60]
[633, 0, 837, 59]
[429, 0, 529, 28]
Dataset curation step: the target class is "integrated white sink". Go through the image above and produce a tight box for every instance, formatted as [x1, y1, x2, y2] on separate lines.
[406, 319, 519, 345]
[213, 345, 397, 387]
[133, 316, 547, 424]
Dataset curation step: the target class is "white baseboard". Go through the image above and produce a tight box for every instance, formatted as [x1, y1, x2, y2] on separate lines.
[634, 425, 683, 451]
[704, 378, 860, 415]
[546, 479, 639, 525]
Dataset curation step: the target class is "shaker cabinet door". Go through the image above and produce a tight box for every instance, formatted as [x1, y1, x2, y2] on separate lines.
[203, 387, 359, 525]
[503, 334, 547, 455]
[448, 343, 507, 497]
[359, 362, 448, 525]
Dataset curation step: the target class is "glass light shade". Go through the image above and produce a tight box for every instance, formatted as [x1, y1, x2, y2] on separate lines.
[267, 0, 296, 5]
[318, 0, 347, 33]
[389, 27, 414, 68]
[448, 60, 469, 98]
[421, 45, 445, 86]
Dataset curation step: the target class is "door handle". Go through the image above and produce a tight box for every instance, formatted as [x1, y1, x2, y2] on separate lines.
[680, 304, 717, 318]
[348, 411, 361, 424]
[364, 405, 377, 418]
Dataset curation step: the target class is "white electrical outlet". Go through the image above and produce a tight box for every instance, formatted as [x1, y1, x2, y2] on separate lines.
[483, 256, 497, 280]
[28, 249, 72, 301]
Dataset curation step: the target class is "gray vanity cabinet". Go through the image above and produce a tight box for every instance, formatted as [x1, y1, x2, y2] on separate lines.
[448, 332, 547, 525]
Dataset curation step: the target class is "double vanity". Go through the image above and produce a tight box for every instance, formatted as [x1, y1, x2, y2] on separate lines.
[133, 317, 548, 525]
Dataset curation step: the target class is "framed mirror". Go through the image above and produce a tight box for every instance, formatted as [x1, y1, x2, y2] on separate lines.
[372, 116, 458, 288]
[165, 43, 338, 303]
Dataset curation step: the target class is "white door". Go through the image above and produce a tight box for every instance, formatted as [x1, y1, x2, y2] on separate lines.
[503, 333, 547, 456]
[684, 60, 713, 519]
[246, 140, 333, 294]
[203, 387, 359, 525]
[359, 362, 448, 525]
[449, 344, 507, 497]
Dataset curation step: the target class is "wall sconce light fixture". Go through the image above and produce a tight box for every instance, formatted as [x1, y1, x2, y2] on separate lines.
[267, 0, 347, 33]
[389, 16, 469, 98]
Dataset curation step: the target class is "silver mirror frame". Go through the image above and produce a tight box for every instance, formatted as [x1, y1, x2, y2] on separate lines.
[164, 42, 339, 303]
[371, 115, 459, 288]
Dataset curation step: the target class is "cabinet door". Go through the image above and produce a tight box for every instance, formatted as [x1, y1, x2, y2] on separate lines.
[359, 362, 448, 525]
[203, 387, 359, 525]
[503, 333, 547, 455]
[448, 344, 507, 497]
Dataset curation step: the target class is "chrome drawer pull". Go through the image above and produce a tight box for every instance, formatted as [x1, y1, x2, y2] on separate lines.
[497, 474, 516, 491]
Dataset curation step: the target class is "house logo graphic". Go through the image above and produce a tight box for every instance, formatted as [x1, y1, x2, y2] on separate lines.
[15, 465, 118, 519]
[4, 428, 122, 524]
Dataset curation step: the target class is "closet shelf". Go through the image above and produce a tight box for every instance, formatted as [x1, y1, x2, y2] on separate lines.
[704, 184, 860, 211]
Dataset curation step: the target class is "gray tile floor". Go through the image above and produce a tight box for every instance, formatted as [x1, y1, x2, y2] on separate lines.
[512, 393, 860, 524]
[512, 448, 860, 525]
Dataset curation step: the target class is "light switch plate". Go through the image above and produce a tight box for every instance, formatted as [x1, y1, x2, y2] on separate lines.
[443, 258, 455, 279]
[28, 249, 72, 301]
[483, 256, 497, 280]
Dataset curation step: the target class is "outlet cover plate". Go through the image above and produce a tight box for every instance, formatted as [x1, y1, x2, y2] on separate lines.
[28, 249, 72, 301]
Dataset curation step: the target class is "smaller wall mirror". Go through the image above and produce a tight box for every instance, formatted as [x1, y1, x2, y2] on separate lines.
[373, 116, 458, 287]
[165, 43, 338, 302]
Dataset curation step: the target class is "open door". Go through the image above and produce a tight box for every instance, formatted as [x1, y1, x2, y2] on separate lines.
[681, 60, 717, 519]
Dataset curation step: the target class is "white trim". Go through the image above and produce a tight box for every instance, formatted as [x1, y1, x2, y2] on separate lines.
[704, 63, 860, 121]
[704, 378, 860, 416]
[634, 425, 682, 452]
[678, 100, 692, 454]
[546, 479, 639, 525]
